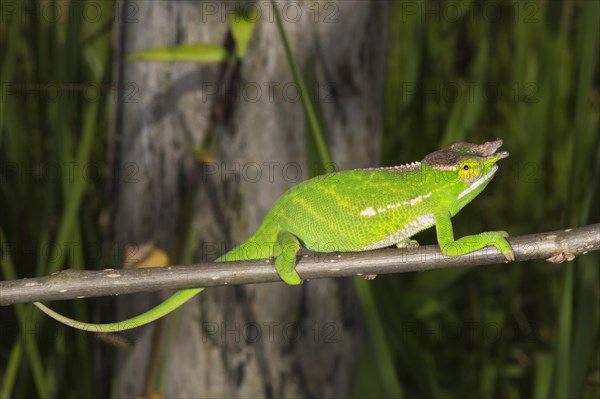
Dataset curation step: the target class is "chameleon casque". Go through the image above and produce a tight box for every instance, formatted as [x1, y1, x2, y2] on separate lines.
[35, 139, 514, 332]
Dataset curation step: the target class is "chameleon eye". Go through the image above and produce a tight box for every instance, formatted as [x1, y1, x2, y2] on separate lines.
[458, 159, 483, 184]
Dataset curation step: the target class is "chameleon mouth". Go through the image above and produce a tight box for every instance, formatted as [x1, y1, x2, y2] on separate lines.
[458, 164, 498, 199]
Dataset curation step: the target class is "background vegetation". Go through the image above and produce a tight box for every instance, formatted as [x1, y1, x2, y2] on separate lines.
[1, 1, 598, 398]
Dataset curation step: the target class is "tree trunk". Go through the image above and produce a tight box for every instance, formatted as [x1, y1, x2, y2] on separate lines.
[110, 1, 389, 397]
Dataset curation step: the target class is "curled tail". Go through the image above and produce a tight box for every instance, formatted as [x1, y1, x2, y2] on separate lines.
[35, 223, 279, 332]
[34, 288, 203, 332]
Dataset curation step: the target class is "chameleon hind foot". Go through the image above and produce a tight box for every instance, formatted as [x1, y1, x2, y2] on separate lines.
[275, 230, 302, 285]
[396, 238, 420, 249]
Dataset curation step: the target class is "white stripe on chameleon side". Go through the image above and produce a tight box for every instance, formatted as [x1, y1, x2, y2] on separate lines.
[359, 192, 432, 217]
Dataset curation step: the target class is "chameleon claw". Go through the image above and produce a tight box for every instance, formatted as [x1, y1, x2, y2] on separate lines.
[503, 250, 515, 262]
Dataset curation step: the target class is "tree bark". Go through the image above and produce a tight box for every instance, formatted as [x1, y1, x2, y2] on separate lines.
[110, 1, 389, 397]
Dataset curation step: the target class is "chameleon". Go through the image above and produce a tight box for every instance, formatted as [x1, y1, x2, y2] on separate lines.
[34, 139, 514, 332]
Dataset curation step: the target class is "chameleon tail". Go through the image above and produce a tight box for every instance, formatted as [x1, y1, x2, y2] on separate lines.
[33, 288, 203, 332]
[34, 222, 278, 332]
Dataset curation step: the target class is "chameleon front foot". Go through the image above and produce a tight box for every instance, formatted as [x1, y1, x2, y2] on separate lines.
[480, 230, 514, 261]
[440, 230, 514, 261]
[435, 212, 514, 262]
[495, 231, 515, 261]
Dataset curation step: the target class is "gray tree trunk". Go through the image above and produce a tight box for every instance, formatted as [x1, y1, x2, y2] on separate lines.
[110, 1, 389, 397]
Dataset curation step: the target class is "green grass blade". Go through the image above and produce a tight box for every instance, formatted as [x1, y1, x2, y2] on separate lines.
[354, 278, 404, 399]
[46, 95, 99, 274]
[0, 339, 22, 399]
[303, 57, 330, 175]
[272, 3, 334, 174]
[533, 352, 554, 399]
[571, 255, 600, 397]
[555, 265, 574, 398]
[0, 230, 48, 399]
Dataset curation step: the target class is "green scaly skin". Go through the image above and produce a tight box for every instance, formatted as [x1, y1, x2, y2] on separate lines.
[35, 139, 514, 332]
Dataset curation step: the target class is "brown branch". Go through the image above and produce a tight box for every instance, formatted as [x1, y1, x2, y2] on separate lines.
[1, 224, 599, 306]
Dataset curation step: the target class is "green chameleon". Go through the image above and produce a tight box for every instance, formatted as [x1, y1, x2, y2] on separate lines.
[35, 139, 514, 332]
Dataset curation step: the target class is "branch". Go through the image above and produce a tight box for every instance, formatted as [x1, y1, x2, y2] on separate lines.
[1, 224, 599, 306]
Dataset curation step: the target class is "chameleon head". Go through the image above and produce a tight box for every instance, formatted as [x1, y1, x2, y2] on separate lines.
[422, 139, 509, 206]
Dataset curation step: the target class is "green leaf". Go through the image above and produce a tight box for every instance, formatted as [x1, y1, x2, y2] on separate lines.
[230, 7, 258, 58]
[128, 43, 228, 62]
